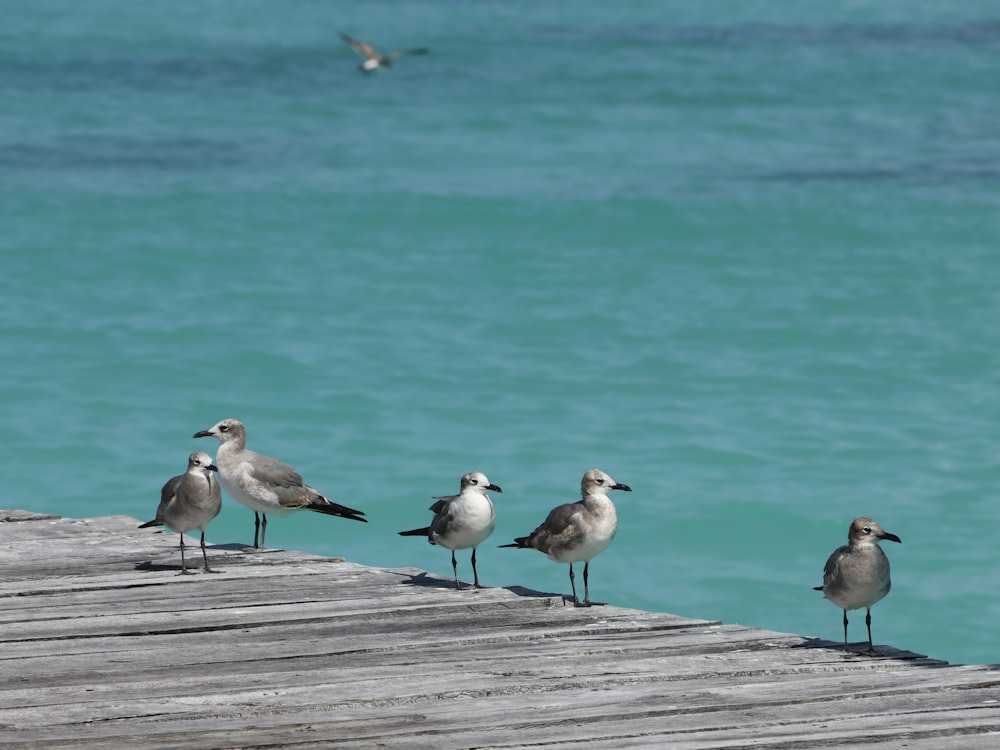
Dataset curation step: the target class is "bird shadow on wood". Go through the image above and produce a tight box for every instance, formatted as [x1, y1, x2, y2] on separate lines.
[396, 571, 464, 590]
[393, 571, 564, 601]
[134, 560, 187, 573]
[794, 637, 933, 662]
[504, 585, 575, 603]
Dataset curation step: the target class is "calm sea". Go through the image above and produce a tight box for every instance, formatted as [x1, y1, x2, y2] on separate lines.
[2, 1, 999, 666]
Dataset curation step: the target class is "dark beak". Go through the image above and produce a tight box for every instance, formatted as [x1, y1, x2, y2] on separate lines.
[207, 463, 219, 473]
[193, 430, 213, 439]
[613, 483, 632, 492]
[881, 531, 902, 544]
[487, 484, 503, 493]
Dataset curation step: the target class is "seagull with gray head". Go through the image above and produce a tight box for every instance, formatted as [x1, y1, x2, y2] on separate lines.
[815, 516, 901, 655]
[399, 471, 502, 590]
[139, 451, 222, 574]
[500, 468, 631, 607]
[339, 32, 429, 74]
[193, 418, 366, 549]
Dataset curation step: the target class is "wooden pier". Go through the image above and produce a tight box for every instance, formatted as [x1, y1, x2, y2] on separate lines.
[1, 509, 998, 748]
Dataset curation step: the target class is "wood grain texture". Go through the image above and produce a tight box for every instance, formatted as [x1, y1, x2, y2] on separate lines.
[1, 511, 998, 748]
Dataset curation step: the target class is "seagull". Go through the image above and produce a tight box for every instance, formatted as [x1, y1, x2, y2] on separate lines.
[139, 451, 222, 574]
[339, 32, 429, 74]
[193, 418, 366, 549]
[398, 471, 502, 590]
[815, 517, 902, 655]
[500, 468, 631, 607]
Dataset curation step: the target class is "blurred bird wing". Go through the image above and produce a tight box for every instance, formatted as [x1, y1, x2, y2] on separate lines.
[340, 33, 379, 60]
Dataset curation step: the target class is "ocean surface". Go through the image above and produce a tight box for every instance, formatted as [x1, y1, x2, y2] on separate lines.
[2, 1, 999, 666]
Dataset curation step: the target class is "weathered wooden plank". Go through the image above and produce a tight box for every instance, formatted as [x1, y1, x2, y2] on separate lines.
[5, 648, 994, 719]
[0, 510, 997, 749]
[2, 679, 999, 750]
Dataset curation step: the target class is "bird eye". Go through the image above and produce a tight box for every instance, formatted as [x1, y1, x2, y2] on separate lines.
[470, 478, 478, 484]
[863, 526, 872, 534]
[220, 424, 229, 432]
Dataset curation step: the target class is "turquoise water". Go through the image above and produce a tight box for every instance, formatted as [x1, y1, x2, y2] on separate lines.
[3, 1, 999, 666]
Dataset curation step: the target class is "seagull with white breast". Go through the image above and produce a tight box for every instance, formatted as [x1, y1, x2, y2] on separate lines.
[501, 468, 630, 607]
[339, 32, 429, 74]
[399, 471, 502, 590]
[193, 418, 366, 549]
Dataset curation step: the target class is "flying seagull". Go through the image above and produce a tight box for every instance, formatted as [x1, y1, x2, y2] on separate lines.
[339, 32, 429, 74]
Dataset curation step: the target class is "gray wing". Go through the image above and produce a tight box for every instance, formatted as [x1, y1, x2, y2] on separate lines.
[429, 493, 458, 514]
[244, 450, 316, 508]
[428, 495, 461, 537]
[525, 502, 582, 554]
[821, 544, 850, 588]
[160, 474, 181, 502]
[155, 474, 183, 519]
[247, 451, 306, 490]
[340, 33, 378, 60]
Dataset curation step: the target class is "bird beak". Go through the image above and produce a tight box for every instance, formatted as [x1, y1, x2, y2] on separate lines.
[487, 484, 503, 493]
[207, 463, 219, 473]
[193, 429, 213, 439]
[613, 483, 632, 492]
[881, 531, 902, 544]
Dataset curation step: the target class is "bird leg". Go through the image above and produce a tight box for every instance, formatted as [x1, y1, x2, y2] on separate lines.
[471, 547, 483, 589]
[864, 608, 881, 656]
[201, 530, 222, 574]
[578, 561, 605, 607]
[567, 563, 578, 605]
[260, 513, 268, 548]
[451, 549, 461, 590]
[177, 534, 195, 576]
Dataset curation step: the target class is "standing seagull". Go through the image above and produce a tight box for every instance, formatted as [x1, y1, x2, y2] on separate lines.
[500, 468, 631, 607]
[339, 32, 429, 74]
[139, 451, 222, 574]
[193, 418, 366, 549]
[398, 471, 502, 590]
[815, 517, 902, 655]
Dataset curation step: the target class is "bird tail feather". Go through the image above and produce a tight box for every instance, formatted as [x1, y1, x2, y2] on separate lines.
[398, 527, 430, 537]
[498, 536, 531, 549]
[308, 501, 367, 523]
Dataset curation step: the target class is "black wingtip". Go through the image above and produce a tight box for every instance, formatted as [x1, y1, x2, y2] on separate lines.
[398, 527, 430, 537]
[499, 536, 530, 549]
[309, 501, 367, 523]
